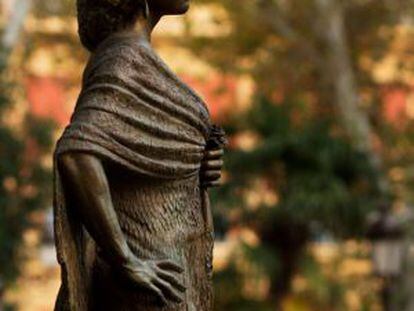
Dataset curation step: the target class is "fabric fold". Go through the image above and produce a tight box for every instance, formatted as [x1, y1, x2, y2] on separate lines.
[54, 32, 212, 310]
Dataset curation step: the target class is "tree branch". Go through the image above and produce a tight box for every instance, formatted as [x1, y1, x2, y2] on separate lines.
[257, 0, 325, 68]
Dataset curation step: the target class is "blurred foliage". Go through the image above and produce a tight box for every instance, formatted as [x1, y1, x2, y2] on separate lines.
[185, 0, 414, 309]
[210, 97, 379, 310]
[219, 98, 379, 237]
[186, 0, 405, 96]
[32, 0, 75, 17]
[0, 52, 55, 285]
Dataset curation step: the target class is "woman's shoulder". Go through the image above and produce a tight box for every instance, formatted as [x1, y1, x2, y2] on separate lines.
[93, 32, 152, 61]
[84, 33, 153, 81]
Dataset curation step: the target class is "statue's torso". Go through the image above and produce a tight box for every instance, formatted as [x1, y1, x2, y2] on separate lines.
[107, 165, 205, 259]
[89, 165, 213, 311]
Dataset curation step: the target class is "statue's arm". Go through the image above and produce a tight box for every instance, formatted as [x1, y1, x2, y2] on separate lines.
[58, 152, 186, 305]
[58, 153, 129, 265]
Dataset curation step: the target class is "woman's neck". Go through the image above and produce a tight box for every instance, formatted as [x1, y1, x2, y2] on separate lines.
[132, 11, 162, 43]
[107, 10, 162, 48]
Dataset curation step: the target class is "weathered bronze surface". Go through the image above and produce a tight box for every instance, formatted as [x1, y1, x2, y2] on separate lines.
[53, 1, 226, 310]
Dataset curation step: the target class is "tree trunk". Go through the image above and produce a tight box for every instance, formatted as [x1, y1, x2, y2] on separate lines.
[314, 0, 388, 193]
[0, 0, 32, 64]
[314, 1, 410, 310]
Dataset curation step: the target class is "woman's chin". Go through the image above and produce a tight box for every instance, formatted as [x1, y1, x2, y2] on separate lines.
[152, 1, 190, 16]
[173, 2, 190, 15]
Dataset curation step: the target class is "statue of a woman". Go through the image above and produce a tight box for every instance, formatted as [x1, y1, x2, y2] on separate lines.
[53, 0, 226, 310]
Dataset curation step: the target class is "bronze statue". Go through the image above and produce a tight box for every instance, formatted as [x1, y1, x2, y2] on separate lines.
[53, 0, 226, 310]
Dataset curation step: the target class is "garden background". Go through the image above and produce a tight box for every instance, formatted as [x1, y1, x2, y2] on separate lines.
[1, 0, 414, 310]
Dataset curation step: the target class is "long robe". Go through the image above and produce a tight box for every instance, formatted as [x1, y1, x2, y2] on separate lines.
[54, 32, 217, 311]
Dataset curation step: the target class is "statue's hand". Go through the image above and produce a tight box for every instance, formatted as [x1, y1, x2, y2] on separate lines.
[201, 148, 224, 188]
[120, 254, 186, 305]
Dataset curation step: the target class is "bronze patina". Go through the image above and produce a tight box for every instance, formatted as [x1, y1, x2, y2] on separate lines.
[53, 0, 226, 310]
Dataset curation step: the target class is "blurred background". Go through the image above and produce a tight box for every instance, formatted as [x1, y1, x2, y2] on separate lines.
[2, 0, 414, 310]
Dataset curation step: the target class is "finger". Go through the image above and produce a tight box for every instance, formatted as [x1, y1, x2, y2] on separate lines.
[202, 171, 221, 180]
[206, 149, 224, 159]
[154, 278, 183, 303]
[156, 260, 184, 273]
[149, 284, 168, 306]
[201, 160, 223, 170]
[201, 169, 221, 179]
[202, 180, 221, 188]
[157, 270, 186, 292]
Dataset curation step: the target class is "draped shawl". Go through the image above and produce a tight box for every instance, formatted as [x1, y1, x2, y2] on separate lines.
[54, 32, 211, 310]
